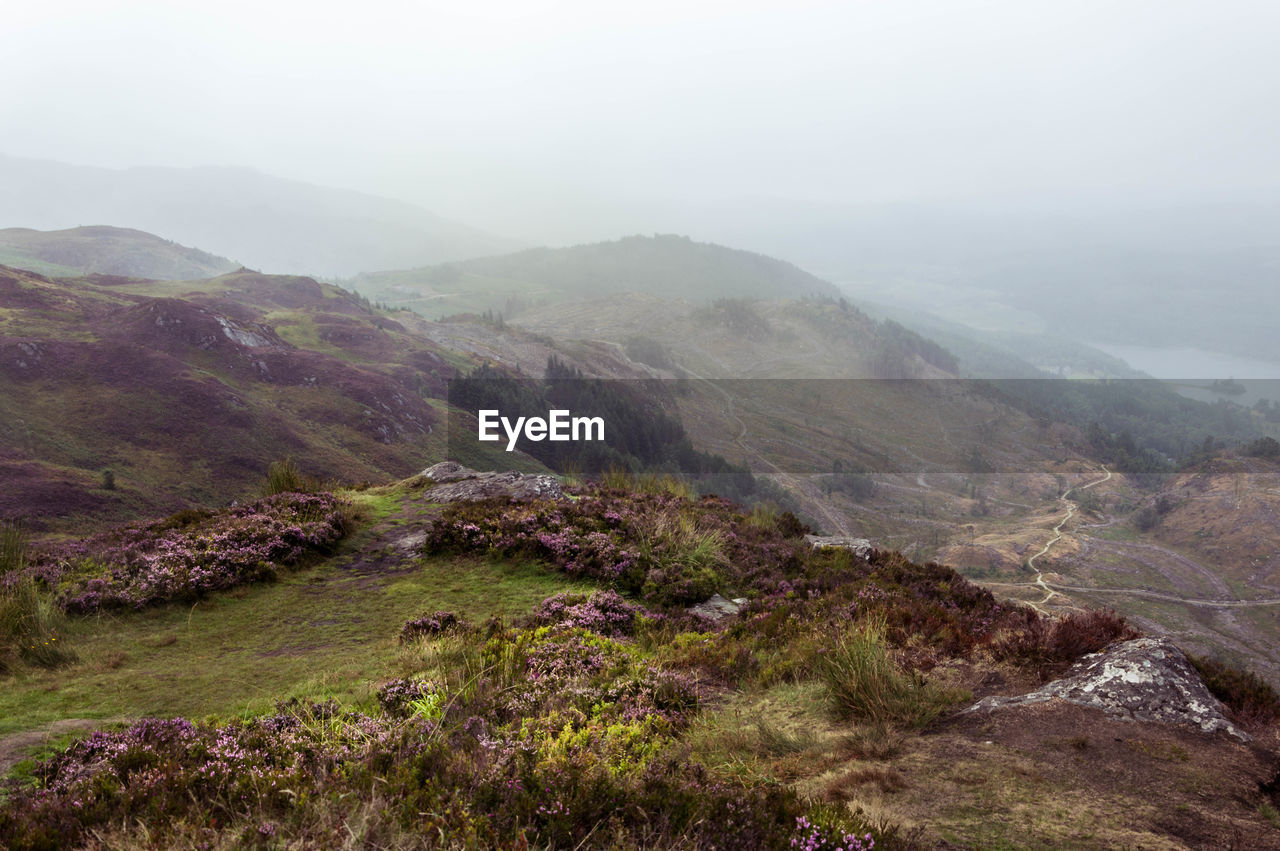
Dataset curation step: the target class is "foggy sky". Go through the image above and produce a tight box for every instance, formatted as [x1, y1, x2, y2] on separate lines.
[6, 0, 1280, 243]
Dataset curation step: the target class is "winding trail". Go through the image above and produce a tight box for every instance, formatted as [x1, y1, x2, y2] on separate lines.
[1011, 466, 1280, 612]
[1024, 465, 1112, 611]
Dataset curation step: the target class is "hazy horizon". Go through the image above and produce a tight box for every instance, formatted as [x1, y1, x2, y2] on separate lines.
[7, 1, 1280, 245]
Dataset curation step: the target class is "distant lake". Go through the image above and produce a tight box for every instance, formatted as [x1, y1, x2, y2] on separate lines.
[1088, 342, 1280, 380]
[1089, 342, 1280, 407]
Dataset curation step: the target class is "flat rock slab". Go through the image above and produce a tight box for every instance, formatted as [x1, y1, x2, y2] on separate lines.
[417, 461, 565, 502]
[687, 593, 747, 621]
[966, 637, 1248, 741]
[805, 535, 873, 559]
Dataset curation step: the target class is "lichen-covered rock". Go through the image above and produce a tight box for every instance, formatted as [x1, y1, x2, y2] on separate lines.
[417, 462, 565, 502]
[687, 593, 747, 622]
[805, 534, 873, 559]
[419, 461, 474, 483]
[966, 637, 1248, 741]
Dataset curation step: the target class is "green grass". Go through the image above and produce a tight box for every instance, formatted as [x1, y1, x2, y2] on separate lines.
[0, 521, 26, 574]
[817, 616, 969, 729]
[0, 552, 587, 736]
[0, 249, 80, 277]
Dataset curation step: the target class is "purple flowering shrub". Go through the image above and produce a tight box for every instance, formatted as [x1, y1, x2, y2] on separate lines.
[425, 488, 810, 607]
[28, 492, 349, 613]
[731, 547, 1019, 660]
[526, 589, 656, 636]
[376, 676, 444, 717]
[399, 609, 467, 643]
[0, 703, 450, 850]
[428, 484, 1043, 683]
[474, 625, 700, 731]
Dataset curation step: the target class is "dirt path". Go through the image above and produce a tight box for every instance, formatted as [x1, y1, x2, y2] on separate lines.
[1024, 466, 1112, 611]
[1009, 467, 1280, 610]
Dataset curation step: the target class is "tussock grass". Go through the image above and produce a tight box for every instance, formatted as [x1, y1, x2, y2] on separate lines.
[637, 512, 729, 604]
[0, 521, 75, 670]
[817, 616, 966, 729]
[1, 576, 77, 669]
[1, 520, 26, 575]
[639, 513, 728, 571]
[746, 501, 779, 531]
[263, 456, 319, 495]
[397, 631, 485, 701]
[837, 723, 905, 760]
[754, 719, 820, 756]
[600, 467, 697, 500]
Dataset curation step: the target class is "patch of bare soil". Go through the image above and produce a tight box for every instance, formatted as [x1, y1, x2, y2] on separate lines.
[900, 700, 1280, 848]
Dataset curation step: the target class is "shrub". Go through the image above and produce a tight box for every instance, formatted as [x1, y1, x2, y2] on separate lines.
[376, 677, 444, 718]
[1189, 654, 1280, 728]
[1133, 505, 1160, 531]
[39, 492, 350, 613]
[526, 589, 653, 637]
[399, 610, 466, 643]
[994, 608, 1140, 680]
[816, 616, 964, 729]
[1245, 436, 1280, 458]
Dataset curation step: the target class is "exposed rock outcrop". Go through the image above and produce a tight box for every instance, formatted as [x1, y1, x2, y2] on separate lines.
[966, 637, 1248, 741]
[417, 461, 565, 502]
[687, 593, 747, 622]
[805, 534, 873, 559]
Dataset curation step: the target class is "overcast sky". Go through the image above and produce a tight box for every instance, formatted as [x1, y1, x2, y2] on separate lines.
[6, 0, 1280, 241]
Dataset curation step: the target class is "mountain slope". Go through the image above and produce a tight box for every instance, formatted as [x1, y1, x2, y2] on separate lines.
[0, 226, 239, 280]
[351, 234, 843, 317]
[0, 265, 468, 528]
[0, 155, 519, 276]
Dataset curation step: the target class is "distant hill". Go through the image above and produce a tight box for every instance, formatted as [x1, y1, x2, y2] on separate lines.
[0, 226, 239, 280]
[0, 155, 519, 277]
[351, 234, 843, 317]
[0, 264, 466, 528]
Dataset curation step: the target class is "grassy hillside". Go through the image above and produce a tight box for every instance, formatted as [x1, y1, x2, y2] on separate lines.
[350, 234, 843, 318]
[0, 226, 239, 280]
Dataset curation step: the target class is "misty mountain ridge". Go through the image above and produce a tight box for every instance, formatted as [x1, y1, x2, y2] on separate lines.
[0, 225, 239, 280]
[351, 233, 842, 318]
[649, 195, 1280, 367]
[0, 154, 519, 277]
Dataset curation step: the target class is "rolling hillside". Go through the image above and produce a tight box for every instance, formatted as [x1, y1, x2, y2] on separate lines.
[0, 155, 519, 276]
[350, 234, 843, 317]
[0, 226, 239, 280]
[0, 265, 477, 529]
